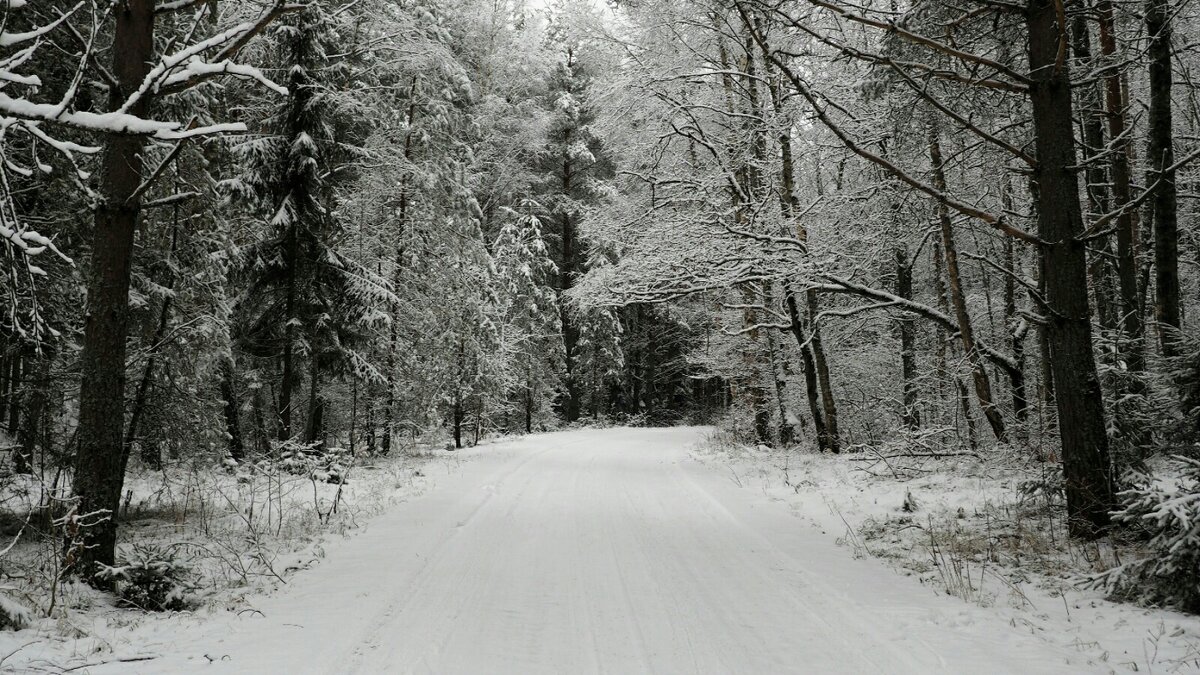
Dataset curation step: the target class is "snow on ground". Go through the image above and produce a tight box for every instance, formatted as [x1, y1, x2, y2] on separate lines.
[692, 434, 1200, 673]
[0, 427, 1174, 674]
[0, 441, 465, 672]
[2, 427, 1197, 673]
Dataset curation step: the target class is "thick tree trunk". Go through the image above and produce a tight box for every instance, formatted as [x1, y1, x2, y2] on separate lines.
[1146, 0, 1181, 358]
[1027, 0, 1115, 537]
[71, 0, 156, 576]
[928, 125, 1006, 441]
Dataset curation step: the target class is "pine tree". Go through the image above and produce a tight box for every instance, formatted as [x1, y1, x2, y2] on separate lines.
[494, 210, 565, 432]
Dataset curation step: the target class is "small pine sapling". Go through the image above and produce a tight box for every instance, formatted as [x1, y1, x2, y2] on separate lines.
[1087, 456, 1200, 612]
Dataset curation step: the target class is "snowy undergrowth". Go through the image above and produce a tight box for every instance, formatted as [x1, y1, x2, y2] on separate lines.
[0, 444, 467, 667]
[694, 432, 1200, 674]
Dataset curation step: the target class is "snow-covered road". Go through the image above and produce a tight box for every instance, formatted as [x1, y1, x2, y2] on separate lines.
[105, 428, 1090, 674]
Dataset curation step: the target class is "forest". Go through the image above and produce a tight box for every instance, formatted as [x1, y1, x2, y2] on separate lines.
[0, 0, 1199, 666]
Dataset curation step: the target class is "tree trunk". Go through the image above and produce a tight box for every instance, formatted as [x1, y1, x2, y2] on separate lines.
[124, 293, 171, 472]
[364, 395, 376, 455]
[277, 225, 298, 442]
[957, 376, 979, 450]
[382, 83, 418, 455]
[1097, 1, 1144, 370]
[0, 352, 9, 430]
[764, 297, 794, 445]
[5, 354, 20, 434]
[1070, 13, 1120, 334]
[1146, 0, 1181, 357]
[1003, 233, 1029, 425]
[218, 354, 245, 462]
[928, 124, 1006, 441]
[558, 159, 581, 423]
[525, 381, 533, 434]
[14, 348, 42, 475]
[1027, 0, 1115, 537]
[741, 286, 773, 445]
[304, 365, 323, 447]
[71, 0, 156, 577]
[895, 245, 920, 430]
[785, 288, 830, 449]
[452, 391, 463, 450]
[806, 290, 840, 453]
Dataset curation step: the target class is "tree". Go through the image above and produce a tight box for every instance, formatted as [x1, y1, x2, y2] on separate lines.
[66, 0, 295, 575]
[494, 212, 564, 432]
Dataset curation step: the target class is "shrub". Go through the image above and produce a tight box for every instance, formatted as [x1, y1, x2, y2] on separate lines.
[271, 440, 350, 484]
[95, 544, 196, 612]
[1089, 456, 1200, 612]
[0, 594, 30, 630]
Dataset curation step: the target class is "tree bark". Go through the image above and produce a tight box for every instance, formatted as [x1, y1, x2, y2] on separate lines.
[895, 245, 920, 430]
[382, 81, 418, 455]
[304, 368, 323, 446]
[15, 348, 47, 476]
[218, 354, 245, 462]
[277, 225, 298, 442]
[1070, 12, 1119, 334]
[1027, 0, 1115, 537]
[558, 144, 581, 422]
[1002, 232, 1029, 425]
[4, 354, 19, 434]
[785, 288, 830, 449]
[764, 292, 794, 445]
[928, 124, 1006, 441]
[524, 381, 533, 434]
[770, 60, 837, 452]
[806, 289, 840, 453]
[1146, 0, 1181, 358]
[452, 391, 463, 450]
[71, 0, 156, 576]
[1097, 1, 1144, 370]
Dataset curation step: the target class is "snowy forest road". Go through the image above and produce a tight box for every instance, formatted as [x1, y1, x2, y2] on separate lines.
[110, 428, 1087, 674]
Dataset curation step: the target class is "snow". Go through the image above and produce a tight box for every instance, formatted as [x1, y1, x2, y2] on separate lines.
[4, 428, 1170, 673]
[693, 438, 1200, 673]
[0, 1, 83, 48]
[0, 92, 248, 139]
